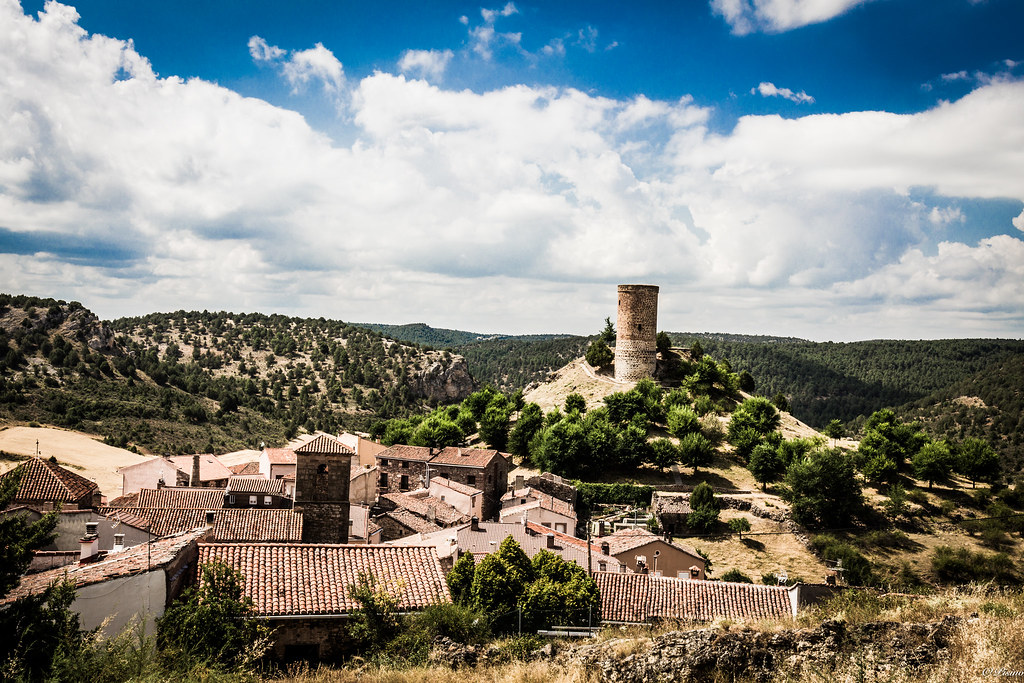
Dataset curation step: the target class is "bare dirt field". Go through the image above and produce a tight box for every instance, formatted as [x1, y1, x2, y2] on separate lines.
[0, 425, 150, 498]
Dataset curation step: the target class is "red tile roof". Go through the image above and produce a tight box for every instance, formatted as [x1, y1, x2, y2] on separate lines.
[430, 447, 507, 468]
[502, 487, 577, 519]
[595, 572, 794, 623]
[381, 492, 468, 526]
[430, 476, 481, 497]
[209, 509, 302, 542]
[197, 543, 451, 616]
[377, 445, 434, 462]
[524, 521, 607, 555]
[226, 476, 285, 495]
[107, 491, 139, 507]
[603, 527, 701, 559]
[295, 434, 354, 455]
[2, 529, 205, 606]
[133, 487, 225, 509]
[229, 461, 262, 475]
[263, 448, 296, 465]
[98, 507, 209, 536]
[381, 509, 445, 536]
[0, 457, 98, 504]
[167, 455, 233, 482]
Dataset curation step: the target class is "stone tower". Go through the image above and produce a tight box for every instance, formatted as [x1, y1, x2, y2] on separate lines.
[293, 434, 353, 544]
[614, 284, 660, 382]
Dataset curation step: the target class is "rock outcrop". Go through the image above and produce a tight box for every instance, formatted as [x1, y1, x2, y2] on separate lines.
[410, 355, 476, 403]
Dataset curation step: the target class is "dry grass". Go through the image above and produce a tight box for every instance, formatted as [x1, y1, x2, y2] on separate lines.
[271, 660, 595, 683]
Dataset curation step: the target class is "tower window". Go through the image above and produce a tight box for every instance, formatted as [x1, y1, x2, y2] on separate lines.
[317, 464, 329, 474]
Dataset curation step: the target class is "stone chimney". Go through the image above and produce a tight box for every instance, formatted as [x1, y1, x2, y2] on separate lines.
[514, 474, 524, 490]
[191, 454, 201, 487]
[470, 516, 479, 531]
[79, 522, 100, 563]
[426, 505, 436, 525]
[546, 533, 556, 549]
[157, 475, 165, 489]
[600, 541, 610, 556]
[597, 521, 605, 537]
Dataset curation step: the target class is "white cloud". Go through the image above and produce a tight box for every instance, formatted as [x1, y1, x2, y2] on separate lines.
[248, 35, 284, 62]
[282, 43, 345, 94]
[711, 0, 875, 35]
[752, 81, 815, 104]
[467, 3, 523, 60]
[481, 2, 517, 23]
[1013, 209, 1024, 232]
[574, 26, 598, 53]
[398, 49, 454, 82]
[2, 1, 1023, 340]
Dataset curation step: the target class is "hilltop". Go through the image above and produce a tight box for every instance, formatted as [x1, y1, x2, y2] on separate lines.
[0, 294, 474, 454]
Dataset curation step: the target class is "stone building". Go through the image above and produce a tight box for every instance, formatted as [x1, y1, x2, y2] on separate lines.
[375, 445, 510, 520]
[614, 284, 660, 382]
[292, 434, 353, 544]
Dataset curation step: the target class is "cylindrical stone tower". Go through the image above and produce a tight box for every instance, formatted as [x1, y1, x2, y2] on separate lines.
[614, 284, 660, 382]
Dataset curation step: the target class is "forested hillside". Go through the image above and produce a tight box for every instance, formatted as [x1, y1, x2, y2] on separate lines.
[0, 295, 472, 454]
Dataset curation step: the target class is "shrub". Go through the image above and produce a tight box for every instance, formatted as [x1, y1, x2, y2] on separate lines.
[720, 569, 753, 583]
[693, 395, 716, 416]
[811, 535, 874, 586]
[931, 545, 1017, 584]
[728, 517, 751, 537]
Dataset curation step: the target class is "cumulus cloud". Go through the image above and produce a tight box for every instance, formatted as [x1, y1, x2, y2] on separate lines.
[468, 2, 522, 60]
[711, 0, 875, 35]
[2, 1, 1023, 339]
[752, 81, 815, 104]
[398, 49, 454, 82]
[247, 35, 345, 95]
[1014, 209, 1024, 232]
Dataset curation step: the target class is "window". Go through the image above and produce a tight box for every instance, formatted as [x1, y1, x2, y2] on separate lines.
[275, 474, 283, 480]
[317, 464, 329, 474]
[677, 570, 691, 580]
[381, 459, 388, 466]
[379, 472, 388, 488]
[467, 475, 476, 486]
[228, 495, 235, 504]
[400, 475, 409, 491]
[555, 523, 567, 533]
[401, 461, 409, 469]
[599, 562, 607, 572]
[264, 496, 272, 505]
[249, 495, 257, 505]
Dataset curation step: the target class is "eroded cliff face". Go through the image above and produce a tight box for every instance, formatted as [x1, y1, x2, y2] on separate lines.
[410, 355, 476, 403]
[1, 302, 120, 354]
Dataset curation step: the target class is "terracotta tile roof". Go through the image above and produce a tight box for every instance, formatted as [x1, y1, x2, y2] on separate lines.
[98, 507, 210, 536]
[295, 434, 354, 455]
[603, 528, 701, 558]
[0, 457, 98, 504]
[229, 461, 262, 475]
[263, 448, 296, 465]
[167, 455, 233, 482]
[226, 476, 285, 495]
[595, 572, 794, 623]
[381, 509, 445, 535]
[501, 487, 576, 519]
[381, 492, 468, 526]
[430, 447, 507, 468]
[377, 445, 434, 462]
[430, 476, 481, 497]
[132, 487, 225, 510]
[107, 492, 139, 507]
[197, 543, 451, 616]
[97, 508, 152, 532]
[2, 529, 205, 606]
[525, 521, 607, 555]
[209, 509, 302, 542]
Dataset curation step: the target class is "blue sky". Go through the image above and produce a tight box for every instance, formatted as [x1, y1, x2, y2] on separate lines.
[2, 0, 1023, 340]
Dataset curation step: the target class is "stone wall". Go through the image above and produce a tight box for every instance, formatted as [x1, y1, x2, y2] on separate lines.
[268, 617, 354, 663]
[294, 451, 351, 544]
[614, 284, 659, 382]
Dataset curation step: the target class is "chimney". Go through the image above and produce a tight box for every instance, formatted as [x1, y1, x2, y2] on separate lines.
[546, 533, 556, 549]
[426, 505, 436, 525]
[191, 454, 201, 487]
[597, 521, 605, 537]
[514, 475, 524, 490]
[470, 516, 479, 531]
[112, 533, 125, 552]
[205, 510, 216, 525]
[157, 475, 165, 489]
[600, 541, 610, 556]
[79, 523, 100, 563]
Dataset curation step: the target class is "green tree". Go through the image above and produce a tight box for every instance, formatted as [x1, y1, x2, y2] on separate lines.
[737, 370, 755, 393]
[564, 393, 587, 414]
[157, 561, 270, 667]
[688, 482, 720, 532]
[650, 438, 680, 470]
[823, 419, 844, 445]
[521, 550, 601, 630]
[411, 415, 464, 449]
[955, 438, 1001, 488]
[656, 331, 672, 356]
[447, 552, 476, 605]
[346, 572, 401, 653]
[1, 467, 58, 597]
[689, 339, 704, 359]
[720, 568, 753, 583]
[585, 339, 614, 368]
[729, 396, 781, 437]
[599, 317, 616, 345]
[508, 402, 543, 459]
[678, 432, 714, 474]
[913, 441, 954, 490]
[667, 404, 700, 438]
[748, 443, 785, 491]
[728, 517, 751, 538]
[479, 395, 514, 451]
[471, 537, 534, 619]
[862, 453, 899, 488]
[0, 579, 83, 680]
[784, 449, 862, 529]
